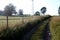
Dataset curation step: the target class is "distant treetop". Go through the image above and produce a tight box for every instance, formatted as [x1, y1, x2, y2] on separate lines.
[40, 7, 47, 15]
[41, 7, 46, 11]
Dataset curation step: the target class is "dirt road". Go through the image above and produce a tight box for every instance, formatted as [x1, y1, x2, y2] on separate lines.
[20, 16, 52, 40]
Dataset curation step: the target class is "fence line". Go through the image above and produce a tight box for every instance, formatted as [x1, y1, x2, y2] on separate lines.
[0, 16, 41, 30]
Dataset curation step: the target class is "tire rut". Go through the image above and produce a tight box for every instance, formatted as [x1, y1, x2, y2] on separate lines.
[43, 19, 51, 40]
[21, 16, 52, 40]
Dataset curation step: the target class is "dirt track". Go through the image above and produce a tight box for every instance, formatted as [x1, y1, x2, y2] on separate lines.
[43, 18, 51, 40]
[20, 16, 52, 40]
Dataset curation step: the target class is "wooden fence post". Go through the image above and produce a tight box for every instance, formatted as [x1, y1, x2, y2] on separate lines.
[6, 15, 8, 30]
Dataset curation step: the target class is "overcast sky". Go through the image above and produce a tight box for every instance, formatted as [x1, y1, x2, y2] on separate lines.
[0, 0, 60, 15]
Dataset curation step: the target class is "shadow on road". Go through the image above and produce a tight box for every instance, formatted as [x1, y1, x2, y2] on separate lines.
[43, 19, 51, 40]
[20, 16, 52, 40]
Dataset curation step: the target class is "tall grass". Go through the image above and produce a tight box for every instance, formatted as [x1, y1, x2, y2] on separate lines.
[0, 16, 43, 40]
[0, 16, 43, 31]
[0, 16, 51, 40]
[50, 17, 60, 40]
[31, 18, 50, 40]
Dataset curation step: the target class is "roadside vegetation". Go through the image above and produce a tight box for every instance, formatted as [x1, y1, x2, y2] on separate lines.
[0, 16, 60, 40]
[50, 16, 60, 40]
[0, 16, 43, 31]
[31, 17, 51, 40]
[0, 1, 60, 40]
[0, 16, 44, 40]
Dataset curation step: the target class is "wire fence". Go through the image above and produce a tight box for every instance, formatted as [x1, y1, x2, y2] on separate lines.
[0, 16, 41, 31]
[0, 16, 33, 29]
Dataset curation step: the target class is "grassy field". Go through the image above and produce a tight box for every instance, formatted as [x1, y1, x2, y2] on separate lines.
[0, 16, 60, 40]
[0, 16, 43, 31]
[50, 16, 60, 40]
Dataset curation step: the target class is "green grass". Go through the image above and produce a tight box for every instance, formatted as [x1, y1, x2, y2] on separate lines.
[31, 18, 50, 40]
[31, 16, 60, 40]
[50, 16, 60, 40]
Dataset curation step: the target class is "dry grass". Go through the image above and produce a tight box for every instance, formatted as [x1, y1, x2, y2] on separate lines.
[0, 16, 45, 40]
[50, 16, 60, 40]
[0, 16, 43, 31]
[0, 15, 51, 40]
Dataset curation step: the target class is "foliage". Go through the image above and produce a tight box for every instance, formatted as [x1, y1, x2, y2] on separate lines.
[4, 3, 16, 16]
[58, 6, 60, 16]
[0, 16, 43, 40]
[35, 11, 40, 16]
[0, 10, 4, 15]
[19, 9, 23, 16]
[41, 7, 47, 15]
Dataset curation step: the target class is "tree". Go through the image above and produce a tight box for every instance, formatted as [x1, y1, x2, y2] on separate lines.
[35, 11, 40, 16]
[0, 10, 4, 15]
[19, 9, 23, 16]
[4, 3, 16, 16]
[12, 10, 17, 15]
[40, 7, 47, 15]
[58, 6, 60, 16]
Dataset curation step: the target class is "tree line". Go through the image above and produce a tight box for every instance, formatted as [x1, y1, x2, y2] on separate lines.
[0, 3, 60, 16]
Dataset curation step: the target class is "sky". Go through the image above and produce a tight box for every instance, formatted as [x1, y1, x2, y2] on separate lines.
[0, 0, 60, 15]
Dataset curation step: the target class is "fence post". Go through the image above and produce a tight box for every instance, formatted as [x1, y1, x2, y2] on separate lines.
[22, 16, 24, 23]
[6, 15, 8, 30]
